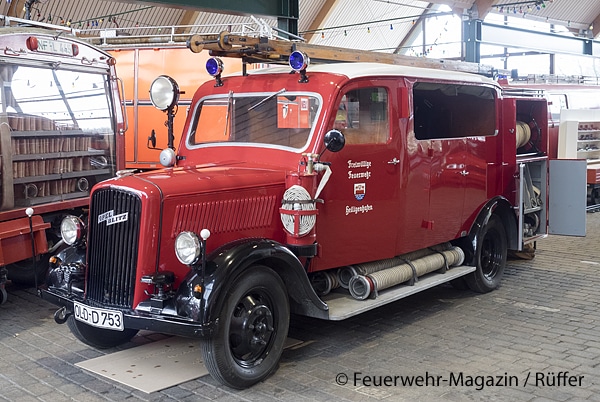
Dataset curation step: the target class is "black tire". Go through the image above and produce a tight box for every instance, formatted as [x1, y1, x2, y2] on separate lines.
[450, 277, 469, 290]
[465, 214, 507, 293]
[201, 265, 290, 389]
[6, 257, 49, 285]
[67, 315, 138, 349]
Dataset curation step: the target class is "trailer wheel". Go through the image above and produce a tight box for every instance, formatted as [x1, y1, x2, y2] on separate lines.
[466, 214, 507, 293]
[201, 265, 290, 389]
[67, 316, 138, 349]
[7, 258, 48, 285]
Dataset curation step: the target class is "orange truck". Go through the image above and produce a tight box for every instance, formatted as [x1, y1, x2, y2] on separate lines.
[108, 46, 244, 170]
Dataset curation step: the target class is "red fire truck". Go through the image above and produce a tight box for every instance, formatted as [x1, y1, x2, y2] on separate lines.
[41, 33, 586, 388]
[0, 16, 125, 304]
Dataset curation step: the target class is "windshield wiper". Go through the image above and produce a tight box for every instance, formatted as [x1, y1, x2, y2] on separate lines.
[224, 90, 233, 137]
[247, 88, 286, 111]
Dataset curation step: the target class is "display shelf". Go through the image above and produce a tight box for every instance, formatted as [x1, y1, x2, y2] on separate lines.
[558, 109, 600, 212]
[1, 113, 115, 209]
[558, 109, 600, 161]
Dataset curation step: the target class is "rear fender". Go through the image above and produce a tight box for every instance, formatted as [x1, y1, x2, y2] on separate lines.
[175, 238, 328, 333]
[461, 196, 518, 264]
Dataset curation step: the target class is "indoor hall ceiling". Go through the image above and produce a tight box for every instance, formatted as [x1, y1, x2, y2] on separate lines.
[0, 0, 597, 49]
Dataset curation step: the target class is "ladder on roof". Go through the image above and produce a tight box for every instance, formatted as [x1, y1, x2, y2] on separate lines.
[187, 32, 502, 78]
[81, 22, 503, 79]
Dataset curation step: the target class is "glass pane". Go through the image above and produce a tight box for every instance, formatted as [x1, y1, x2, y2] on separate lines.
[336, 87, 389, 145]
[189, 93, 320, 149]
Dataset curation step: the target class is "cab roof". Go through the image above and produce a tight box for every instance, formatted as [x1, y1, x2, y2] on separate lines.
[247, 62, 500, 88]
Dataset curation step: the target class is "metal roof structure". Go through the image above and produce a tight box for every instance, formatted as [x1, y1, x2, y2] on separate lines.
[0, 0, 598, 56]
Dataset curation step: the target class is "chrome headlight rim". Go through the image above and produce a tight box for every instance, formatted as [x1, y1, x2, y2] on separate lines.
[60, 215, 85, 246]
[175, 231, 201, 265]
[149, 75, 179, 111]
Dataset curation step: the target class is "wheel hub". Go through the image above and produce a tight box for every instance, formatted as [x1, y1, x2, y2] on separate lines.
[230, 294, 276, 366]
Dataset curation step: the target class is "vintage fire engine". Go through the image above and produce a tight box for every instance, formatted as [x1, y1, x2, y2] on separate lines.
[41, 33, 585, 388]
[0, 16, 125, 304]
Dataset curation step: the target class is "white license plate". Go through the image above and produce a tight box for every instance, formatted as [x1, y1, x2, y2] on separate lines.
[73, 302, 124, 331]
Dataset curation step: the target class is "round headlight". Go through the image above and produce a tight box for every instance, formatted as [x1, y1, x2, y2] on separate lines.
[175, 231, 201, 265]
[60, 215, 84, 246]
[149, 75, 179, 111]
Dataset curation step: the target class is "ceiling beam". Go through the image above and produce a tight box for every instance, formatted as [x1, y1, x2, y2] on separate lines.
[302, 0, 340, 42]
[472, 0, 498, 20]
[10, 0, 27, 18]
[592, 12, 600, 38]
[175, 10, 200, 35]
[129, 0, 299, 34]
[131, 0, 291, 17]
[394, 3, 433, 54]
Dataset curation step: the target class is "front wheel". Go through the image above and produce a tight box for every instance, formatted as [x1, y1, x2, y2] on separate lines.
[465, 214, 507, 293]
[201, 265, 290, 389]
[67, 315, 138, 349]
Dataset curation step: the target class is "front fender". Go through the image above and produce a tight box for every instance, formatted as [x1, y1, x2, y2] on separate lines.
[175, 238, 328, 334]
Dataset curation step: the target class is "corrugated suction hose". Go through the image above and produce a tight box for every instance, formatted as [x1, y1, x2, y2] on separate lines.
[349, 246, 465, 300]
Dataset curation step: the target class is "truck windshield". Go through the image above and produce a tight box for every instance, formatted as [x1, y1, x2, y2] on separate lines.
[188, 93, 320, 149]
[1, 64, 114, 132]
[0, 63, 117, 209]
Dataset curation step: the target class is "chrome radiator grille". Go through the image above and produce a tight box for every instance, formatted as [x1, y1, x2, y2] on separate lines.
[86, 188, 141, 308]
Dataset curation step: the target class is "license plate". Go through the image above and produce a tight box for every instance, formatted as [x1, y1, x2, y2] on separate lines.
[73, 302, 124, 331]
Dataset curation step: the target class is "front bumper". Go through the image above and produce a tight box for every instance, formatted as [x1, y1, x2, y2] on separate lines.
[40, 289, 215, 338]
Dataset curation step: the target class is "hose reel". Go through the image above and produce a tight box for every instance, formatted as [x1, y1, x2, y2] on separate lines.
[280, 184, 317, 237]
[515, 121, 531, 149]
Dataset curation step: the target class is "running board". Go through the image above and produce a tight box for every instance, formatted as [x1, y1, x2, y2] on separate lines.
[321, 265, 476, 321]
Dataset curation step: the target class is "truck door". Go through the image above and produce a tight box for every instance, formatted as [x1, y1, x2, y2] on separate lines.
[411, 81, 498, 245]
[312, 83, 403, 270]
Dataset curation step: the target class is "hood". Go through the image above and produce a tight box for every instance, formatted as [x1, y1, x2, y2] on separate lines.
[97, 164, 287, 199]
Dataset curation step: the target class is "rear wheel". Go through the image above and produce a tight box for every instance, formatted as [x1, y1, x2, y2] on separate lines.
[201, 265, 290, 389]
[465, 214, 507, 293]
[67, 315, 138, 349]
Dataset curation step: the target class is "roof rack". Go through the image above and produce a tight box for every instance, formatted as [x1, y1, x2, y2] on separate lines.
[78, 16, 287, 48]
[186, 32, 503, 78]
[0, 15, 78, 35]
[501, 87, 546, 98]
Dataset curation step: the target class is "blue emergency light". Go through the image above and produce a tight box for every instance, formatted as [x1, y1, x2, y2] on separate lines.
[289, 51, 309, 71]
[206, 57, 224, 77]
[206, 57, 224, 86]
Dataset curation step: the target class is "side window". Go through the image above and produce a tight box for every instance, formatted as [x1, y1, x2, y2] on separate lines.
[413, 82, 497, 140]
[335, 87, 389, 144]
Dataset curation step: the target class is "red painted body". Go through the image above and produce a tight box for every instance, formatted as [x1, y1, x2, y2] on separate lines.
[87, 62, 549, 308]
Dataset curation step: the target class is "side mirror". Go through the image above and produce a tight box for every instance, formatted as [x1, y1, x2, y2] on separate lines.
[324, 129, 345, 153]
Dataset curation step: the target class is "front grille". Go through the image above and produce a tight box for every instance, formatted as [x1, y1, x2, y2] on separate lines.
[87, 188, 141, 308]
